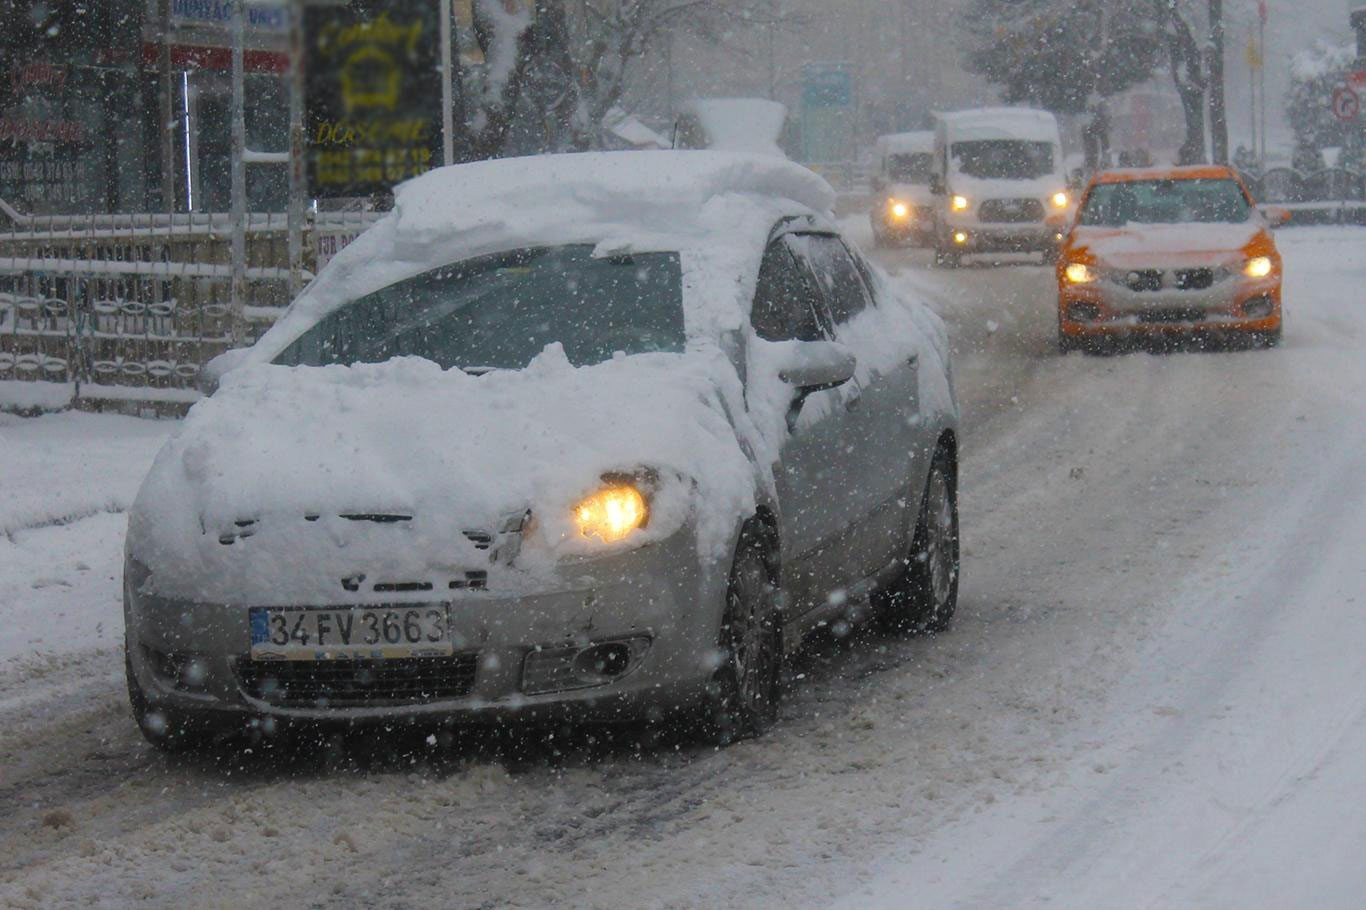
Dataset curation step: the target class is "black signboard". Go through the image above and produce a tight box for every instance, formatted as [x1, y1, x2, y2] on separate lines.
[305, 1, 441, 199]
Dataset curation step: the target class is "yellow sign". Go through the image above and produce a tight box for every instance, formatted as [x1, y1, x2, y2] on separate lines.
[1246, 36, 1263, 71]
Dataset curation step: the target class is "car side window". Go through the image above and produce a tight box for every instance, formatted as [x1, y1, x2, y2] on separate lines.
[751, 237, 828, 342]
[787, 233, 874, 326]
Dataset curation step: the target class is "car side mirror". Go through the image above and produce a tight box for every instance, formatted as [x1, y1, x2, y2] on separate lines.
[1262, 205, 1291, 226]
[1068, 168, 1086, 191]
[779, 340, 857, 393]
[870, 175, 886, 194]
[929, 174, 945, 196]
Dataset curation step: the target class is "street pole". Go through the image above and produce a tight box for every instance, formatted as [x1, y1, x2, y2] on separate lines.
[440, 0, 454, 166]
[158, 0, 176, 212]
[287, 0, 305, 297]
[1258, 11, 1266, 164]
[230, 2, 247, 347]
[1208, 0, 1228, 164]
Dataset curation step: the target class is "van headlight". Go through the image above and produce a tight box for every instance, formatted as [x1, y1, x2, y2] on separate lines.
[1244, 256, 1273, 278]
[950, 195, 970, 212]
[572, 485, 649, 543]
[1051, 191, 1070, 209]
[889, 200, 910, 219]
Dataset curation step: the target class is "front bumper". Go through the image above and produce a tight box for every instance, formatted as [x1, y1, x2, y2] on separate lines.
[1059, 274, 1282, 340]
[125, 529, 729, 728]
[940, 221, 1063, 254]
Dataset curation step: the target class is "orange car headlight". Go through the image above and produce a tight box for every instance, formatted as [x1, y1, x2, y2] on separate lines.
[1064, 263, 1097, 284]
[1244, 256, 1273, 279]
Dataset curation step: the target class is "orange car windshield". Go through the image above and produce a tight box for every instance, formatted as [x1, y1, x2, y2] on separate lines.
[1079, 179, 1251, 227]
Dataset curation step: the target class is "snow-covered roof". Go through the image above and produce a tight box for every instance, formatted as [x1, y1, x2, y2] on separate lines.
[683, 99, 788, 158]
[247, 151, 835, 364]
[877, 132, 934, 156]
[936, 107, 1062, 145]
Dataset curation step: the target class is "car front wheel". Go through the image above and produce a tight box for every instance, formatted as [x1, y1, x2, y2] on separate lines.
[702, 524, 783, 744]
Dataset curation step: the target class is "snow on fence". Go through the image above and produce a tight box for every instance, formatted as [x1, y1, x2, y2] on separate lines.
[1240, 167, 1366, 225]
[0, 208, 381, 414]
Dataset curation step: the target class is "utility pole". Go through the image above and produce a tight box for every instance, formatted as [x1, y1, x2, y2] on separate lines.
[230, 2, 247, 347]
[1208, 0, 1228, 164]
[158, 0, 176, 212]
[287, 0, 305, 297]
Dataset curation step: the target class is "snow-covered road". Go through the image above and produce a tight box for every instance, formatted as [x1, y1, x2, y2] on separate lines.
[1, 227, 1363, 909]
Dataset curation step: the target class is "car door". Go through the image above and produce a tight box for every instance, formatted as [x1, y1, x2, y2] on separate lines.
[786, 232, 924, 583]
[748, 232, 857, 610]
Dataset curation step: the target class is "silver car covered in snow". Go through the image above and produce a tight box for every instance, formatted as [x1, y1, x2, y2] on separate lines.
[123, 151, 960, 749]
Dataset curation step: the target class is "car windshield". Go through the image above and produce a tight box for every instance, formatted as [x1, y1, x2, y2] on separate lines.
[1078, 178, 1252, 226]
[887, 152, 933, 183]
[951, 140, 1054, 180]
[273, 245, 686, 371]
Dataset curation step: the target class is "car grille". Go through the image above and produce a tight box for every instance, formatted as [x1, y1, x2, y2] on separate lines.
[978, 198, 1044, 223]
[1124, 270, 1165, 292]
[235, 654, 479, 707]
[1174, 268, 1214, 290]
[1136, 308, 1207, 324]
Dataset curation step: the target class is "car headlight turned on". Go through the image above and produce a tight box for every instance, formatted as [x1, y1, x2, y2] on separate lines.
[1244, 256, 1273, 278]
[1064, 262, 1097, 284]
[1051, 191, 1070, 209]
[951, 195, 970, 212]
[889, 200, 910, 220]
[573, 485, 648, 543]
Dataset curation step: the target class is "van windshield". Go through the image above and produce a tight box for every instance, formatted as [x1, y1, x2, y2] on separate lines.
[273, 245, 686, 371]
[887, 152, 933, 183]
[951, 140, 1054, 180]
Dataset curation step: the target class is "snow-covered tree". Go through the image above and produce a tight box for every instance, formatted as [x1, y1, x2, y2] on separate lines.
[455, 0, 787, 158]
[1285, 40, 1359, 162]
[962, 0, 1164, 115]
[1151, 0, 1209, 165]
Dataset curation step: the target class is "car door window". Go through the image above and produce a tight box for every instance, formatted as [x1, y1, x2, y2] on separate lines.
[751, 238, 828, 342]
[787, 234, 874, 326]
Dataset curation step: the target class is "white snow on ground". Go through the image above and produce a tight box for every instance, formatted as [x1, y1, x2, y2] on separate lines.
[1, 226, 1364, 909]
[0, 413, 170, 676]
[840, 226, 1366, 909]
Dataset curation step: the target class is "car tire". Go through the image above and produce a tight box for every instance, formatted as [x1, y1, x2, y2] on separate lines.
[1256, 326, 1283, 348]
[1058, 330, 1078, 355]
[934, 247, 961, 269]
[874, 446, 960, 635]
[126, 648, 218, 753]
[702, 523, 783, 744]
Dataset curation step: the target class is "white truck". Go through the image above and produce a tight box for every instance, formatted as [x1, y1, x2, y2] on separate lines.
[930, 107, 1075, 267]
[869, 131, 936, 248]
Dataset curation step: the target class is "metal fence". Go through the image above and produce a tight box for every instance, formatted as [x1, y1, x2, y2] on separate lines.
[0, 208, 380, 414]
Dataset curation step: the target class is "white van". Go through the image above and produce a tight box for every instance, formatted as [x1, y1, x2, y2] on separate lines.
[869, 131, 935, 247]
[930, 108, 1074, 266]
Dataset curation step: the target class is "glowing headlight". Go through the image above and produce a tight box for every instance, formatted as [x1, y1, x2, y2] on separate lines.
[1052, 191, 1070, 209]
[950, 195, 970, 212]
[889, 200, 910, 219]
[953, 231, 968, 245]
[572, 485, 648, 543]
[1064, 263, 1097, 284]
[1244, 256, 1273, 278]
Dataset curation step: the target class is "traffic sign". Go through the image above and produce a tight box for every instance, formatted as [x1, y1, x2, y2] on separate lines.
[1331, 85, 1359, 123]
[802, 63, 852, 109]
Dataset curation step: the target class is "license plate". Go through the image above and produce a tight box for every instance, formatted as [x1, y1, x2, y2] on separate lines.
[248, 605, 452, 661]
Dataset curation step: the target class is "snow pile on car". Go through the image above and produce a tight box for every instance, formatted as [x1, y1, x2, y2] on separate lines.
[249, 151, 834, 364]
[129, 346, 757, 604]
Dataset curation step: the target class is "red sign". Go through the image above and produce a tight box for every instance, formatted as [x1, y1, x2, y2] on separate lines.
[1258, 0, 1267, 24]
[1332, 85, 1360, 123]
[1351, 71, 1366, 90]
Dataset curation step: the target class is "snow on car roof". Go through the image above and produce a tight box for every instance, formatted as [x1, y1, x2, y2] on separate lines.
[1092, 165, 1241, 184]
[248, 151, 835, 364]
[936, 107, 1062, 144]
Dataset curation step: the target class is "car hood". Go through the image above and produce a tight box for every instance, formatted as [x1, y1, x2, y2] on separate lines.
[128, 346, 758, 603]
[1070, 222, 1266, 269]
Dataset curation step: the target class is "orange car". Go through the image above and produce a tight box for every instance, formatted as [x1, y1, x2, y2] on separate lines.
[1057, 165, 1284, 353]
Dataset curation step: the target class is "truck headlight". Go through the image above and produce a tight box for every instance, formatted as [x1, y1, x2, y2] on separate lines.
[950, 195, 970, 212]
[889, 200, 910, 219]
[1052, 191, 1070, 209]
